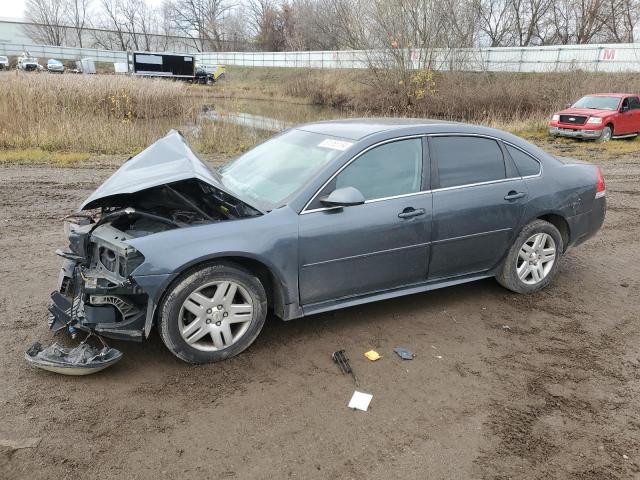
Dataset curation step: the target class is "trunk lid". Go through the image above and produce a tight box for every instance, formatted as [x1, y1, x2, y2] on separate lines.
[80, 130, 264, 213]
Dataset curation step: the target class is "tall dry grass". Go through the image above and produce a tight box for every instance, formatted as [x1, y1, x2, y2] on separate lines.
[3, 67, 640, 160]
[0, 72, 201, 153]
[281, 67, 640, 132]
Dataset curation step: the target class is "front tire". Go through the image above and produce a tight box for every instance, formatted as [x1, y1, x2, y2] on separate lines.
[496, 220, 563, 294]
[596, 125, 612, 143]
[158, 263, 267, 364]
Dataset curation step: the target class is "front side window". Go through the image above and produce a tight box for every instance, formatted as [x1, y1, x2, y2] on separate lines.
[432, 136, 505, 188]
[628, 97, 640, 110]
[506, 145, 541, 177]
[334, 138, 423, 201]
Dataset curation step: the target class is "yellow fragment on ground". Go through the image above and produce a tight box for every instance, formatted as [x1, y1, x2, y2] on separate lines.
[364, 350, 382, 361]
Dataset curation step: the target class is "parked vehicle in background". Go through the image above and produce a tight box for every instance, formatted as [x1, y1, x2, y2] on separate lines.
[194, 65, 225, 84]
[48, 120, 606, 364]
[0, 56, 9, 69]
[113, 62, 128, 74]
[128, 51, 195, 79]
[75, 58, 96, 74]
[47, 59, 64, 73]
[17, 52, 40, 71]
[549, 94, 640, 143]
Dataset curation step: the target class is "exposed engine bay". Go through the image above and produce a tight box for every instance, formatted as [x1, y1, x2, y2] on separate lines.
[46, 131, 262, 347]
[51, 178, 260, 342]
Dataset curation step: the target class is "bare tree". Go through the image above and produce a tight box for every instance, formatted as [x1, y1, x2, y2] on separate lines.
[476, 0, 515, 46]
[95, 0, 129, 50]
[602, 0, 639, 42]
[65, 0, 91, 47]
[510, 0, 552, 45]
[136, 2, 160, 51]
[168, 0, 233, 51]
[221, 6, 252, 50]
[24, 0, 68, 45]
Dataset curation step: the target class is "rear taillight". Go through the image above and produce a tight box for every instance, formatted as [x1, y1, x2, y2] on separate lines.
[595, 166, 606, 198]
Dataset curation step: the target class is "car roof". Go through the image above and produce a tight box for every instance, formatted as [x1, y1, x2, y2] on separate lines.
[292, 117, 555, 164]
[296, 118, 460, 140]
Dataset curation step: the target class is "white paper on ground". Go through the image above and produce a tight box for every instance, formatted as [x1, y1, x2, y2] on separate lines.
[348, 391, 373, 411]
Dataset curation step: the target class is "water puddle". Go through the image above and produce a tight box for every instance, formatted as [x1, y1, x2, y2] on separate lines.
[199, 110, 291, 132]
[195, 97, 341, 135]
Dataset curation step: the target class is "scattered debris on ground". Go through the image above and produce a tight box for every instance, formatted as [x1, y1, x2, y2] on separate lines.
[348, 391, 373, 412]
[393, 347, 415, 360]
[25, 339, 122, 376]
[363, 350, 382, 361]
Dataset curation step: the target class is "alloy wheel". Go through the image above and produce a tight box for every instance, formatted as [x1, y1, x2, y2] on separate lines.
[516, 233, 557, 285]
[179, 281, 254, 351]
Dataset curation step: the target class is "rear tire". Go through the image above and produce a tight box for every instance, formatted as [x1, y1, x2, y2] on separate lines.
[496, 220, 563, 294]
[158, 263, 267, 364]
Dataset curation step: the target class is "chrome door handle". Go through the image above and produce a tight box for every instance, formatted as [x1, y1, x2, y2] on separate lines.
[398, 207, 426, 219]
[504, 191, 527, 201]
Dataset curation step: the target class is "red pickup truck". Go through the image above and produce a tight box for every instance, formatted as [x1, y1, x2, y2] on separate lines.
[549, 93, 640, 143]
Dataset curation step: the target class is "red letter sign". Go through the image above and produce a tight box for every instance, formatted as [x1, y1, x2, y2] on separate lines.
[602, 49, 616, 61]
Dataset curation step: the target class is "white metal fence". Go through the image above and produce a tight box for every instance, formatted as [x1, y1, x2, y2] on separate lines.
[2, 42, 640, 72]
[0, 43, 126, 63]
[198, 44, 640, 72]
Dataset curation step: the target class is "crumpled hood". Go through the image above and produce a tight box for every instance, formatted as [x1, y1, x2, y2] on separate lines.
[80, 130, 263, 213]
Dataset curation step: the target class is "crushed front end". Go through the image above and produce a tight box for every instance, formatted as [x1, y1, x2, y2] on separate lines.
[47, 130, 263, 344]
[50, 214, 150, 341]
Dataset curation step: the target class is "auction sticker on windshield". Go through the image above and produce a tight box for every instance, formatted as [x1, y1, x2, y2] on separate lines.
[318, 139, 353, 151]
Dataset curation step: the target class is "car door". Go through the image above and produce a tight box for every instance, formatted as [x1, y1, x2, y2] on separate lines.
[627, 96, 640, 133]
[298, 137, 432, 306]
[428, 135, 528, 280]
[616, 97, 633, 134]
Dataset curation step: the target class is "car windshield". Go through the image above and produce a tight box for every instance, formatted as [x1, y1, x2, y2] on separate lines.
[220, 129, 351, 209]
[572, 95, 620, 110]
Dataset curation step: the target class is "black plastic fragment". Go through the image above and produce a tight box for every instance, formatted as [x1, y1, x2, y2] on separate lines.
[332, 349, 358, 385]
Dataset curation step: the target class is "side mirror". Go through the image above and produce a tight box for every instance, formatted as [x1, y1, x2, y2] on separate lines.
[621, 105, 630, 113]
[320, 186, 366, 208]
[565, 103, 572, 108]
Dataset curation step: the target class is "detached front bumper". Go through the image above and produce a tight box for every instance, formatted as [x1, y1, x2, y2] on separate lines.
[549, 125, 603, 139]
[48, 253, 148, 342]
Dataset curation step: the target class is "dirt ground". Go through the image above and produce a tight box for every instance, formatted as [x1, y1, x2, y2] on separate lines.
[1, 144, 640, 480]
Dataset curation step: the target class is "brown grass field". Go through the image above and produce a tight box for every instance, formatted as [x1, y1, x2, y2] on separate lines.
[1, 67, 640, 162]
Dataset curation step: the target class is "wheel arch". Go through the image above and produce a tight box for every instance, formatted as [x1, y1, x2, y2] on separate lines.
[605, 121, 615, 135]
[144, 253, 291, 338]
[536, 213, 570, 251]
[172, 254, 288, 318]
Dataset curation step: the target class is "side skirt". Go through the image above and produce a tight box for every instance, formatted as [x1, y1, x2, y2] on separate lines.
[612, 133, 638, 139]
[301, 273, 495, 317]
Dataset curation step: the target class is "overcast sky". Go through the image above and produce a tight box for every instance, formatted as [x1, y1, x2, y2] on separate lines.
[0, 0, 165, 20]
[0, 2, 26, 18]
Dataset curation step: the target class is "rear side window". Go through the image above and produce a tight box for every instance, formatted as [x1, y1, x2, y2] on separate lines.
[432, 136, 505, 188]
[506, 145, 541, 177]
[335, 138, 423, 200]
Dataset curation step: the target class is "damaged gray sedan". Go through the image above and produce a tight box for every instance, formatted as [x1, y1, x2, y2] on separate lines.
[49, 120, 606, 364]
